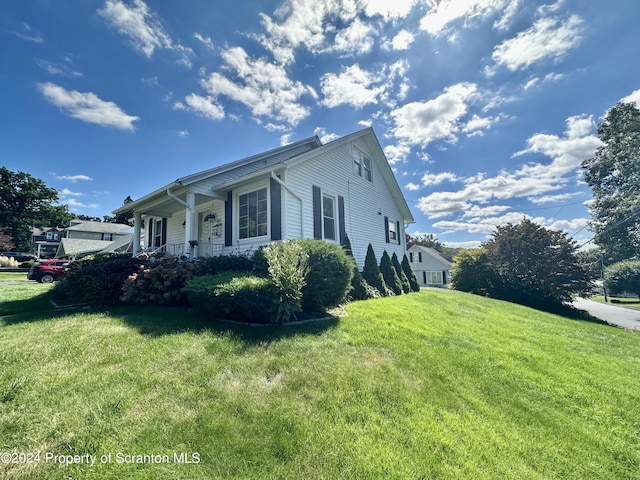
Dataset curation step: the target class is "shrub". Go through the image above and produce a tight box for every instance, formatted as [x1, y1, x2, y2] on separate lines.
[380, 251, 403, 295]
[185, 271, 275, 323]
[401, 254, 421, 292]
[362, 244, 387, 296]
[53, 255, 143, 306]
[121, 256, 196, 305]
[194, 254, 254, 276]
[294, 239, 353, 312]
[263, 240, 309, 323]
[0, 256, 18, 268]
[451, 248, 492, 296]
[341, 234, 371, 301]
[392, 252, 411, 294]
[605, 260, 640, 297]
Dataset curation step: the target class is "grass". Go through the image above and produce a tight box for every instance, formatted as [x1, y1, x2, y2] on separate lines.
[1, 287, 639, 479]
[0, 272, 29, 282]
[590, 295, 640, 310]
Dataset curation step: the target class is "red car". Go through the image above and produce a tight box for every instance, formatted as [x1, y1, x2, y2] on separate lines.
[27, 260, 71, 283]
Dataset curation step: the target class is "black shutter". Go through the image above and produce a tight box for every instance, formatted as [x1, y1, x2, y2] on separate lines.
[225, 190, 233, 246]
[312, 186, 322, 239]
[396, 220, 401, 245]
[148, 217, 153, 247]
[161, 218, 167, 246]
[442, 271, 447, 284]
[338, 195, 345, 243]
[384, 216, 390, 243]
[270, 177, 282, 241]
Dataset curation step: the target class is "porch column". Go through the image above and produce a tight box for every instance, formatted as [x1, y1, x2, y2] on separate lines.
[133, 211, 142, 256]
[184, 192, 196, 258]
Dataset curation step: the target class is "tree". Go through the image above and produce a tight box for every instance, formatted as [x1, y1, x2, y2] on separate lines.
[604, 260, 640, 297]
[0, 229, 15, 251]
[362, 244, 387, 296]
[406, 233, 445, 252]
[341, 234, 370, 300]
[451, 219, 591, 310]
[391, 252, 411, 293]
[401, 254, 421, 292]
[380, 250, 403, 295]
[0, 167, 74, 251]
[582, 102, 640, 263]
[103, 196, 134, 224]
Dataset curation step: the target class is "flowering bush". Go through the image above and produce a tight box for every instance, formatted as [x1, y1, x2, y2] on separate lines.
[121, 256, 196, 305]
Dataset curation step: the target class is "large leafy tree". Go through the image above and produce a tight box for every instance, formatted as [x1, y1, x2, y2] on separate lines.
[582, 102, 640, 264]
[0, 167, 74, 251]
[452, 219, 591, 310]
[604, 260, 640, 297]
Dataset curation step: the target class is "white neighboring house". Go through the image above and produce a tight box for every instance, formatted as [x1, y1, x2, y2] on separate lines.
[407, 245, 452, 287]
[112, 128, 414, 268]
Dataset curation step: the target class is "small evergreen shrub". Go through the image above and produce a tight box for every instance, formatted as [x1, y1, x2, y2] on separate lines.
[391, 252, 411, 294]
[121, 256, 196, 305]
[263, 240, 309, 323]
[53, 255, 143, 306]
[295, 239, 353, 312]
[380, 251, 402, 295]
[341, 234, 371, 301]
[362, 244, 387, 296]
[194, 254, 254, 276]
[185, 271, 275, 323]
[401, 254, 421, 292]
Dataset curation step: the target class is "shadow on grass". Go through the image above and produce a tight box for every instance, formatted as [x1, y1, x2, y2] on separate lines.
[0, 289, 59, 318]
[106, 305, 341, 345]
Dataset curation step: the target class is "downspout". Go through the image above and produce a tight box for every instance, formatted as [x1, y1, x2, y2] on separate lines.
[270, 171, 304, 238]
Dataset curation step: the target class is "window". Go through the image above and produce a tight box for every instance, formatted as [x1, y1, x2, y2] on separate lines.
[426, 271, 444, 284]
[388, 221, 397, 242]
[46, 232, 52, 240]
[155, 220, 163, 247]
[323, 195, 336, 240]
[239, 187, 268, 239]
[418, 252, 423, 262]
[409, 252, 413, 262]
[53, 233, 59, 240]
[103, 233, 112, 241]
[353, 148, 372, 182]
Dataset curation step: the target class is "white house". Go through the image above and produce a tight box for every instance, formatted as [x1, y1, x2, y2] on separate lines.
[112, 128, 414, 268]
[407, 245, 452, 287]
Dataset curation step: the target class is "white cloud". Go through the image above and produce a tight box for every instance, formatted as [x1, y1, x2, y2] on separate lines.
[621, 89, 640, 107]
[390, 30, 415, 50]
[59, 188, 85, 196]
[390, 82, 479, 147]
[38, 83, 139, 131]
[383, 142, 411, 165]
[314, 127, 339, 144]
[421, 171, 460, 186]
[280, 133, 294, 145]
[528, 192, 579, 204]
[434, 212, 541, 234]
[175, 94, 225, 120]
[488, 15, 583, 74]
[363, 0, 416, 20]
[98, 0, 193, 66]
[13, 22, 44, 43]
[462, 114, 495, 136]
[546, 217, 589, 233]
[320, 64, 385, 108]
[177, 130, 189, 137]
[37, 60, 82, 78]
[419, 0, 513, 36]
[405, 182, 420, 191]
[332, 18, 375, 55]
[66, 198, 100, 209]
[54, 174, 94, 183]
[199, 47, 315, 126]
[461, 205, 511, 218]
[416, 114, 601, 219]
[194, 32, 214, 49]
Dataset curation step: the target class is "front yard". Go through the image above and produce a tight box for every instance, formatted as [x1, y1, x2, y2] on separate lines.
[1, 284, 639, 479]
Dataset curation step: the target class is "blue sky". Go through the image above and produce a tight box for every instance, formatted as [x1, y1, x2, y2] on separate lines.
[2, 0, 639, 248]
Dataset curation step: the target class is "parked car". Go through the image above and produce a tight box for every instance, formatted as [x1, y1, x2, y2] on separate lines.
[27, 260, 70, 283]
[1, 252, 38, 262]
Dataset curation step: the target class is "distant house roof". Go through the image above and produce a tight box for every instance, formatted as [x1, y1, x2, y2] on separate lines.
[56, 238, 115, 258]
[66, 220, 131, 234]
[408, 245, 452, 268]
[98, 234, 133, 255]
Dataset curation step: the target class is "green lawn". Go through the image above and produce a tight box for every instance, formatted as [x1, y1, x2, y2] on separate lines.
[590, 295, 640, 310]
[1, 286, 639, 479]
[0, 272, 29, 282]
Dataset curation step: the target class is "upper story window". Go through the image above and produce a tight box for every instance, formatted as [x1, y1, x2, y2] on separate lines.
[388, 221, 397, 242]
[46, 232, 53, 240]
[239, 187, 268, 239]
[103, 233, 112, 241]
[322, 195, 336, 241]
[353, 147, 372, 182]
[53, 233, 59, 240]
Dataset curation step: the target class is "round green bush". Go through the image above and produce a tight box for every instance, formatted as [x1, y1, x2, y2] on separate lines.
[293, 239, 353, 312]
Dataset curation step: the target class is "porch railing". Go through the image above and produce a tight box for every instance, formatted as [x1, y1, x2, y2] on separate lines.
[143, 243, 224, 258]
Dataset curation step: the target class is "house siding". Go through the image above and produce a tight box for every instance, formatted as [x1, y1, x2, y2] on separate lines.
[283, 139, 406, 268]
[408, 245, 452, 287]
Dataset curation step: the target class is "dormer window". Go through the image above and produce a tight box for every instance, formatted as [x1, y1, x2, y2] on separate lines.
[353, 147, 372, 182]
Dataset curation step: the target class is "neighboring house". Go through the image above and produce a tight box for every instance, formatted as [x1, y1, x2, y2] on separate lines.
[32, 227, 64, 258]
[55, 221, 132, 258]
[112, 128, 414, 268]
[408, 245, 452, 287]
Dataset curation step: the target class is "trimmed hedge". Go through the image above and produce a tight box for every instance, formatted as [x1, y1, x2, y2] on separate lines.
[184, 271, 275, 323]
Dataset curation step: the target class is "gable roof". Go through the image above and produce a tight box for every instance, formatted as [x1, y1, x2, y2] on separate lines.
[114, 128, 413, 223]
[408, 245, 452, 268]
[66, 220, 131, 234]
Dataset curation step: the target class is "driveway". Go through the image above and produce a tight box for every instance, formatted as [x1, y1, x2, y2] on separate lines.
[573, 297, 640, 331]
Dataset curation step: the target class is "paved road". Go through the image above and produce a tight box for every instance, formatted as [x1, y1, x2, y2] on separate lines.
[573, 297, 640, 331]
